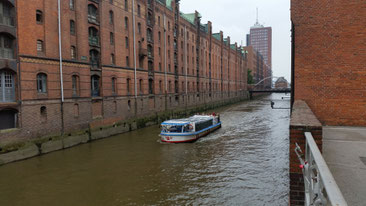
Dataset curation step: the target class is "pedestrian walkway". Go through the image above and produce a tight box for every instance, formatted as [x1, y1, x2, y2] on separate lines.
[323, 126, 366, 206]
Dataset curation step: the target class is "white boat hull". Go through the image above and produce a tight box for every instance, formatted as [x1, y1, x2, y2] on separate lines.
[160, 123, 221, 143]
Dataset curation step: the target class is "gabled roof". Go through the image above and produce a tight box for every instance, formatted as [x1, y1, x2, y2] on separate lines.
[212, 33, 221, 41]
[156, 0, 173, 10]
[181, 13, 195, 25]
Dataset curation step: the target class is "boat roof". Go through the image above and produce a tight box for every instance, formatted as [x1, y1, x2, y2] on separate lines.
[161, 115, 213, 126]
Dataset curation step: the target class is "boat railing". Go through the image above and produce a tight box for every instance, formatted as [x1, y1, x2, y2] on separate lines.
[294, 132, 347, 206]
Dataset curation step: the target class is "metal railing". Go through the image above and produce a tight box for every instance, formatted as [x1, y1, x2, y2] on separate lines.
[295, 132, 347, 206]
[89, 36, 99, 46]
[88, 15, 99, 24]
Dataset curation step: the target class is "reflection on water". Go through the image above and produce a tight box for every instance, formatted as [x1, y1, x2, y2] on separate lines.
[0, 94, 289, 206]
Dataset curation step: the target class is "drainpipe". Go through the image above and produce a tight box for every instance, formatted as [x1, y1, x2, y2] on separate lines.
[163, 14, 168, 110]
[184, 26, 187, 95]
[163, 14, 167, 94]
[132, 0, 137, 99]
[57, 0, 65, 135]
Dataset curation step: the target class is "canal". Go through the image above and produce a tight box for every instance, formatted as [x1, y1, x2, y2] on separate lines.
[0, 94, 290, 206]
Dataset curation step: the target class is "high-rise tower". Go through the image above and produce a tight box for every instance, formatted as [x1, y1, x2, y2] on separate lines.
[247, 9, 272, 87]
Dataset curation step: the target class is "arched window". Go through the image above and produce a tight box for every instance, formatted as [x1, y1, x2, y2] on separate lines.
[148, 61, 153, 72]
[71, 46, 77, 59]
[125, 36, 129, 48]
[147, 28, 153, 42]
[111, 77, 116, 94]
[40, 106, 47, 122]
[0, 70, 15, 102]
[36, 73, 47, 93]
[139, 79, 143, 94]
[175, 80, 178, 93]
[111, 53, 115, 65]
[137, 23, 141, 34]
[109, 10, 114, 25]
[36, 10, 43, 23]
[0, 34, 14, 59]
[110, 32, 114, 45]
[137, 5, 141, 17]
[124, 17, 128, 29]
[89, 49, 99, 68]
[159, 80, 162, 93]
[147, 44, 153, 58]
[124, 0, 128, 11]
[87, 4, 98, 24]
[148, 79, 154, 94]
[126, 56, 129, 67]
[72, 75, 79, 96]
[91, 75, 100, 97]
[126, 78, 131, 95]
[37, 40, 43, 52]
[69, 0, 75, 10]
[70, 20, 75, 35]
[147, 12, 152, 26]
[88, 27, 99, 46]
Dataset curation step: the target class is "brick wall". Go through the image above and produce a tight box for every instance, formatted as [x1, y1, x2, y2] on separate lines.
[289, 100, 322, 205]
[291, 0, 366, 126]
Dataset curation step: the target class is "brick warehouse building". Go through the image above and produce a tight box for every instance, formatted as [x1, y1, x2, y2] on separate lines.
[242, 45, 270, 88]
[0, 0, 247, 145]
[289, 0, 365, 205]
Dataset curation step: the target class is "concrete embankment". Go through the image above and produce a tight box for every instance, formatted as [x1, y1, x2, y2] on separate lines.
[0, 96, 248, 166]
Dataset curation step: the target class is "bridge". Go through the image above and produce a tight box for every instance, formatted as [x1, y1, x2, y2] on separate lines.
[248, 88, 291, 99]
[248, 76, 291, 99]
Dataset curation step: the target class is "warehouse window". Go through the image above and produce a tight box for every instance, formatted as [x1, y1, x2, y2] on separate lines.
[36, 10, 42, 23]
[36, 73, 47, 93]
[0, 70, 15, 102]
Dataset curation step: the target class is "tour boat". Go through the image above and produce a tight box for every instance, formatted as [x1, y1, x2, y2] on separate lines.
[160, 114, 221, 143]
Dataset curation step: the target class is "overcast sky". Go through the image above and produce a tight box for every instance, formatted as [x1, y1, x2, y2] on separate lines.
[180, 0, 291, 82]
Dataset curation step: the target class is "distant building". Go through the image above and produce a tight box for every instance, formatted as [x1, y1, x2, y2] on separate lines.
[274, 77, 288, 89]
[248, 26, 272, 70]
[242, 46, 270, 88]
[247, 16, 272, 89]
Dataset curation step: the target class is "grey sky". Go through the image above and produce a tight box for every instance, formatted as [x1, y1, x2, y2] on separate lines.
[180, 0, 291, 82]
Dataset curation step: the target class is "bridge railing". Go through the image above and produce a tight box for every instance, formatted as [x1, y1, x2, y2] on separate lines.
[295, 132, 347, 206]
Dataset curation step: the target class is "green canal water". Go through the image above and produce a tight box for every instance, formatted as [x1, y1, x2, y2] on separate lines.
[0, 94, 290, 205]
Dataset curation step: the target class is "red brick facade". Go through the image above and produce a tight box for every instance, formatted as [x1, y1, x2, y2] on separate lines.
[242, 45, 270, 88]
[291, 0, 366, 126]
[0, 0, 248, 145]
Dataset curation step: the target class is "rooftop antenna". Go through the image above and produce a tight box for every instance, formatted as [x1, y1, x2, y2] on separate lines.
[252, 7, 263, 28]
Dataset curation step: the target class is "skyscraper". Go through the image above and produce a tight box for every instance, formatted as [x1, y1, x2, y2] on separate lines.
[248, 23, 272, 69]
[247, 11, 272, 88]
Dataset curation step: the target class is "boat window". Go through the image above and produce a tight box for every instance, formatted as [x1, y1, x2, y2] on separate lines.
[161, 125, 183, 133]
[195, 120, 213, 132]
[183, 124, 193, 132]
